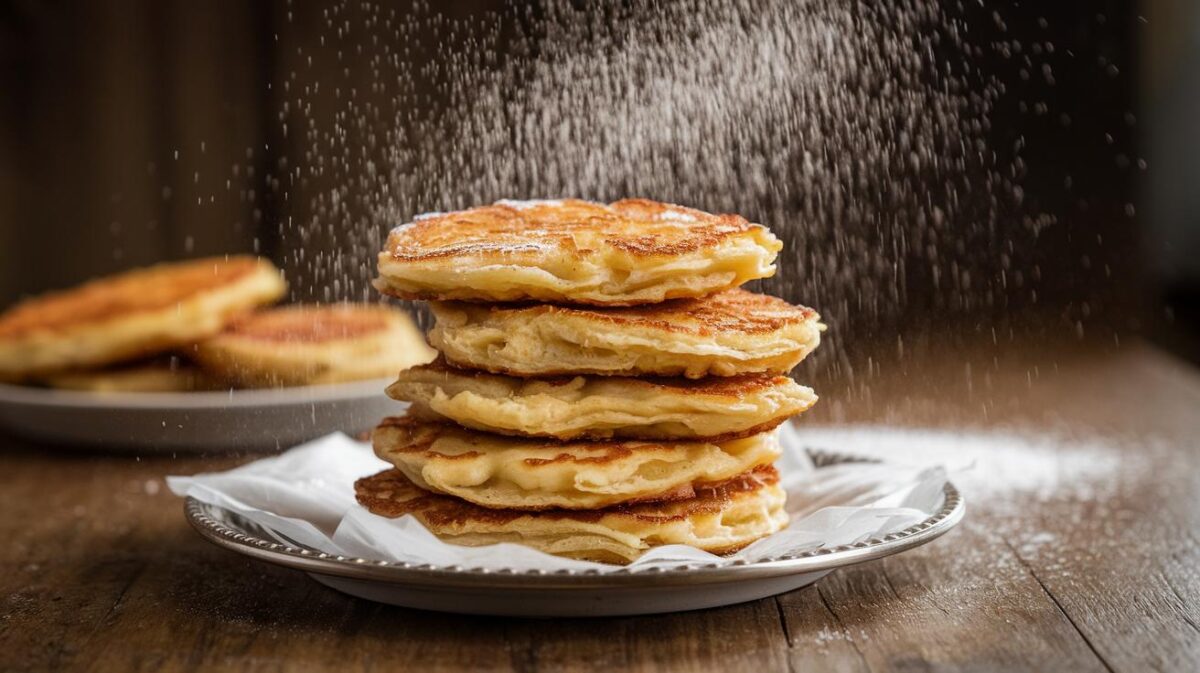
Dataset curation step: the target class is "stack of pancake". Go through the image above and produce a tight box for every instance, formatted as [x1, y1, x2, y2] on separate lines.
[0, 256, 433, 390]
[363, 198, 824, 564]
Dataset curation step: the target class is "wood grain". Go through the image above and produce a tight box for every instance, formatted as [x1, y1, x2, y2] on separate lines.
[1, 342, 1198, 672]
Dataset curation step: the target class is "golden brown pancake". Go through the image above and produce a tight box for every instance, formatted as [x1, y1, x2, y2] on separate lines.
[191, 304, 435, 388]
[429, 288, 823, 379]
[0, 256, 285, 381]
[374, 198, 781, 305]
[371, 415, 783, 510]
[38, 358, 222, 393]
[388, 358, 816, 440]
[355, 465, 788, 564]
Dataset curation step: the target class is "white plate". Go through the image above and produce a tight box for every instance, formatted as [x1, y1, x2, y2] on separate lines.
[0, 380, 400, 452]
[184, 451, 966, 616]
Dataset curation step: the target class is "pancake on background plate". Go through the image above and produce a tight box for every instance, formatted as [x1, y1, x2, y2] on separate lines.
[355, 465, 788, 564]
[388, 358, 816, 441]
[0, 256, 285, 382]
[374, 198, 781, 306]
[192, 304, 435, 388]
[371, 414, 783, 510]
[429, 288, 823, 379]
[39, 357, 222, 393]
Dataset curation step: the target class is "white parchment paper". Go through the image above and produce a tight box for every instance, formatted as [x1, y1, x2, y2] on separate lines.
[168, 424, 947, 572]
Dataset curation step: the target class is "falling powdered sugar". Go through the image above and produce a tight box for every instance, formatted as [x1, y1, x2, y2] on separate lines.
[276, 0, 1046, 367]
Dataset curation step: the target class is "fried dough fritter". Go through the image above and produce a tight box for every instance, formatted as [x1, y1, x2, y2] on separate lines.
[0, 256, 285, 380]
[429, 288, 822, 379]
[192, 304, 435, 388]
[355, 465, 788, 564]
[387, 358, 816, 440]
[38, 358, 222, 393]
[375, 198, 781, 306]
[370, 414, 783, 511]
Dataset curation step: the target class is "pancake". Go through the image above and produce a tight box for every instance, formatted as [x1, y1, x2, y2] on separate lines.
[374, 198, 781, 305]
[191, 304, 435, 388]
[371, 415, 782, 510]
[355, 465, 788, 564]
[429, 288, 823, 379]
[0, 256, 286, 381]
[388, 359, 817, 440]
[38, 359, 222, 393]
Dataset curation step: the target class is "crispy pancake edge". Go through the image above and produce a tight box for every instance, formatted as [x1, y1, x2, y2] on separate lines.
[398, 356, 796, 396]
[434, 289, 821, 337]
[0, 256, 280, 339]
[372, 414, 782, 462]
[355, 464, 782, 526]
[382, 198, 769, 262]
[205, 304, 397, 346]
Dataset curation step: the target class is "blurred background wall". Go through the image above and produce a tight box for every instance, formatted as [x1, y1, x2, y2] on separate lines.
[1142, 0, 1200, 359]
[0, 1, 1193, 360]
[0, 2, 269, 296]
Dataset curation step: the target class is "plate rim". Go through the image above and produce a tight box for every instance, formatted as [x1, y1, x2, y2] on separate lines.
[0, 377, 395, 410]
[183, 450, 965, 589]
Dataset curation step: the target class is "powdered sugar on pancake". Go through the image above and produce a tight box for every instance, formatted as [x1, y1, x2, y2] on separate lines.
[658, 209, 699, 222]
[495, 199, 564, 210]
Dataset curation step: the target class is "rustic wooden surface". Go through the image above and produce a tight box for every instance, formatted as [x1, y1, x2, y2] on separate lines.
[1, 341, 1198, 672]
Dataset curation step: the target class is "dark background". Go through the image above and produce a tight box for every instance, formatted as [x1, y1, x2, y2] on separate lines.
[0, 1, 1195, 361]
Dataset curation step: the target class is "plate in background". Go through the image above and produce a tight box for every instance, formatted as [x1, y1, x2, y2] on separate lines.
[0, 379, 400, 452]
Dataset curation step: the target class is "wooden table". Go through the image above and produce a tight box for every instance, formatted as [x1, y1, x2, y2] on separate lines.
[2, 341, 1198, 672]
